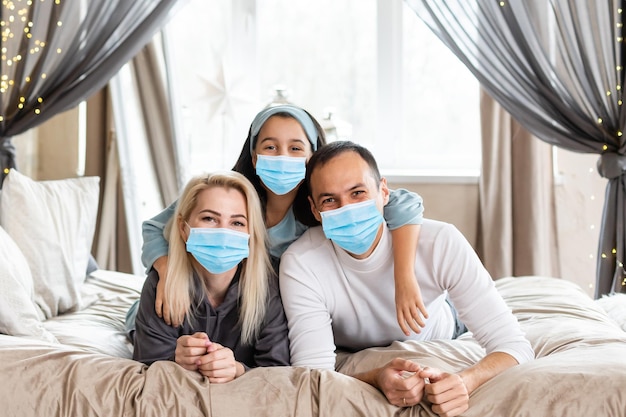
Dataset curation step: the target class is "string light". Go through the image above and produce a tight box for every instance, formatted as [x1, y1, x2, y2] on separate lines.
[0, 0, 63, 117]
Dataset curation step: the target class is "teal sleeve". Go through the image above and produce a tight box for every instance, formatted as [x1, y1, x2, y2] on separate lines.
[141, 200, 178, 270]
[384, 188, 424, 229]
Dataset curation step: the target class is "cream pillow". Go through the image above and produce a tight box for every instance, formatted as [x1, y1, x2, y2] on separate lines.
[0, 225, 58, 343]
[0, 169, 100, 319]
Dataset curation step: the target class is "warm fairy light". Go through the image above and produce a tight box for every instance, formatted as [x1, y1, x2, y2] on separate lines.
[598, 117, 603, 124]
[601, 253, 607, 259]
[603, 144, 609, 151]
[618, 131, 623, 137]
[1, 0, 63, 117]
[607, 90, 612, 96]
[613, 248, 617, 254]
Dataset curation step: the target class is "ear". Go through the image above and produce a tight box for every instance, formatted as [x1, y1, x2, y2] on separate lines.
[178, 215, 188, 241]
[380, 177, 390, 206]
[251, 152, 258, 168]
[308, 196, 322, 223]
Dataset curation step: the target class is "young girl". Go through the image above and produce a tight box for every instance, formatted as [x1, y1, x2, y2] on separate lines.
[142, 104, 428, 336]
[131, 172, 290, 383]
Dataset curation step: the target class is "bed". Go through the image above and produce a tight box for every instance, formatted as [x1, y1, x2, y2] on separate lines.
[0, 272, 625, 417]
[1, 171, 626, 417]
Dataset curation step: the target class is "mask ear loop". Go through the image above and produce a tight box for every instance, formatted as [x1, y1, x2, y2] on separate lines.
[182, 221, 193, 242]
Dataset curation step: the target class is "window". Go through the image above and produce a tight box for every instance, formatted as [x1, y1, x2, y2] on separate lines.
[164, 0, 481, 182]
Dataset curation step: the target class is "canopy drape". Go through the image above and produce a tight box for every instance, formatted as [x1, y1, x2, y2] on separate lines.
[406, 0, 626, 296]
[0, 0, 182, 183]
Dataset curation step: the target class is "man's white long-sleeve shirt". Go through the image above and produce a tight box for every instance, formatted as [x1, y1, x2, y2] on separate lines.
[279, 219, 534, 370]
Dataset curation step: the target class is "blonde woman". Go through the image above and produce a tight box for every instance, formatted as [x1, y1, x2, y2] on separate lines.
[131, 171, 290, 383]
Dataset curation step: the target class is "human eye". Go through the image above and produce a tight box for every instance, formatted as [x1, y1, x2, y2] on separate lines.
[351, 190, 368, 201]
[319, 197, 337, 209]
[261, 144, 277, 153]
[201, 215, 217, 224]
[232, 220, 246, 228]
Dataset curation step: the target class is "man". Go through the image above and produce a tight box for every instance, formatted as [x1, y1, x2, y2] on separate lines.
[279, 141, 534, 417]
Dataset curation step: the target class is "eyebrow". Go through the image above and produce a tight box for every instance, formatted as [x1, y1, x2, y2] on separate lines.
[199, 209, 247, 220]
[258, 137, 307, 145]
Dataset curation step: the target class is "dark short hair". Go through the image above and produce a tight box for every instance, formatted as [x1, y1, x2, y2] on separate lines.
[305, 141, 382, 197]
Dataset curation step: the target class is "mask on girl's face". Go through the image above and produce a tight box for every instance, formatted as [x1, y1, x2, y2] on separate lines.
[255, 155, 306, 195]
[319, 199, 384, 255]
[185, 227, 250, 274]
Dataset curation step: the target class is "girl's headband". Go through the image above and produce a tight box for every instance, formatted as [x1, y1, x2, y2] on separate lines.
[249, 105, 318, 154]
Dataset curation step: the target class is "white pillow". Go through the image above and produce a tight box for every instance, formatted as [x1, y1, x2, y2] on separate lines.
[0, 169, 100, 319]
[0, 225, 58, 343]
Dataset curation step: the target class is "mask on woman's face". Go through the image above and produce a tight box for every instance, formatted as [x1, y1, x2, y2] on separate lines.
[185, 227, 250, 274]
[319, 199, 384, 255]
[255, 155, 306, 195]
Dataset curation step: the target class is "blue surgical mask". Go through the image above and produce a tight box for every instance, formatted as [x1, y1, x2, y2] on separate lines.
[320, 199, 384, 255]
[255, 155, 306, 195]
[185, 227, 250, 274]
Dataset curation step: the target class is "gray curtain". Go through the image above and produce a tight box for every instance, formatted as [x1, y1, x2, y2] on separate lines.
[406, 0, 626, 296]
[0, 0, 182, 184]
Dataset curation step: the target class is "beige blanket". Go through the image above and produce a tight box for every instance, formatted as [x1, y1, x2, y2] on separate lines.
[1, 273, 625, 417]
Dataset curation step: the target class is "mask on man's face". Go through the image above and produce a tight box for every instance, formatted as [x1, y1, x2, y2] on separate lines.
[255, 155, 306, 195]
[319, 199, 384, 255]
[185, 227, 250, 274]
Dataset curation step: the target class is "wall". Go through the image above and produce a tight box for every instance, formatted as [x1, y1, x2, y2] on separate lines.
[389, 148, 606, 298]
[14, 108, 80, 180]
[554, 149, 606, 296]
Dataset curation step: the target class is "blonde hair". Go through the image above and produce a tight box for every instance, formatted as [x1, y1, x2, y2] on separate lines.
[164, 171, 272, 344]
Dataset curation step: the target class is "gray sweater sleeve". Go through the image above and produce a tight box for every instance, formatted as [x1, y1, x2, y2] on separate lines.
[132, 270, 179, 365]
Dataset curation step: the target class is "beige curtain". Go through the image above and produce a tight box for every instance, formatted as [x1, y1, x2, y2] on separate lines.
[88, 36, 180, 274]
[85, 90, 134, 273]
[131, 38, 181, 206]
[478, 90, 561, 279]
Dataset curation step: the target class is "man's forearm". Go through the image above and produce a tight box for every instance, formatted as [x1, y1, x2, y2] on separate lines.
[459, 351, 519, 393]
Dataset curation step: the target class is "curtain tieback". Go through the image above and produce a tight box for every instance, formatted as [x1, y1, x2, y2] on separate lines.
[597, 152, 626, 179]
